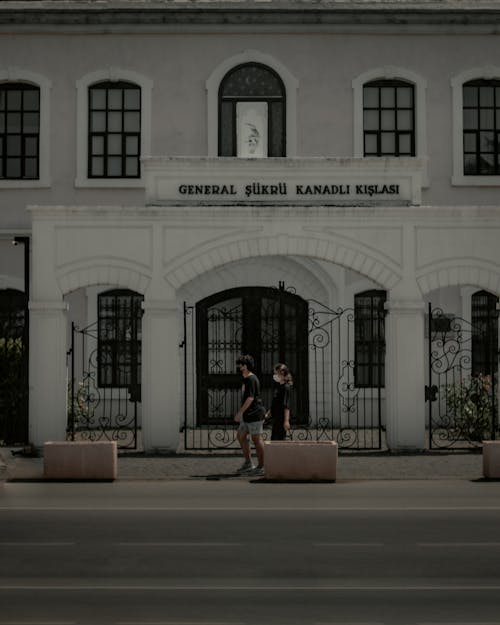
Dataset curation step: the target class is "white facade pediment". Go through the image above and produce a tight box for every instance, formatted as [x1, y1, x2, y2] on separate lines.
[143, 157, 424, 207]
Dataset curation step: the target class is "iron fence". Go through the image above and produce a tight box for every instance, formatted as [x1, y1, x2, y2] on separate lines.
[183, 289, 385, 451]
[427, 305, 499, 449]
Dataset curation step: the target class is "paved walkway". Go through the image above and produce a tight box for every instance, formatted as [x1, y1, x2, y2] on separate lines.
[0, 446, 486, 482]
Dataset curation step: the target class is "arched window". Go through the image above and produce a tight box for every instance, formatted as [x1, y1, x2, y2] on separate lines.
[463, 79, 500, 176]
[88, 81, 141, 178]
[472, 290, 499, 377]
[218, 63, 286, 157]
[363, 80, 415, 157]
[97, 289, 143, 388]
[0, 83, 40, 180]
[354, 290, 387, 388]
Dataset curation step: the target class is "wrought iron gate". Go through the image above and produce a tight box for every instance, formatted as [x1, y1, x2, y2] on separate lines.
[183, 286, 384, 451]
[0, 289, 29, 445]
[427, 303, 499, 449]
[67, 321, 140, 450]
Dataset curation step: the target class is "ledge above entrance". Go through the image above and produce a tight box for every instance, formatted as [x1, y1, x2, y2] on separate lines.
[142, 157, 424, 207]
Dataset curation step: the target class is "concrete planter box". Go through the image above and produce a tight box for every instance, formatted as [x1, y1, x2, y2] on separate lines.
[264, 440, 337, 481]
[44, 441, 117, 480]
[482, 441, 500, 479]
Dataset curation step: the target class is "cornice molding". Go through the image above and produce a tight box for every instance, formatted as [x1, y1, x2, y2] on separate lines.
[1, 2, 500, 31]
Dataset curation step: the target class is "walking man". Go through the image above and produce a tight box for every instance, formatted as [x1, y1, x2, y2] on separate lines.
[234, 354, 265, 476]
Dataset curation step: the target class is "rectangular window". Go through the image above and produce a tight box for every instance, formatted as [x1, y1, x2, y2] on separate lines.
[355, 291, 386, 388]
[472, 291, 499, 377]
[463, 80, 500, 176]
[0, 84, 39, 180]
[88, 82, 141, 178]
[363, 81, 415, 157]
[98, 290, 143, 388]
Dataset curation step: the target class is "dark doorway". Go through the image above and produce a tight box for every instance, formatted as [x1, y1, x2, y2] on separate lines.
[0, 289, 29, 444]
[196, 286, 309, 427]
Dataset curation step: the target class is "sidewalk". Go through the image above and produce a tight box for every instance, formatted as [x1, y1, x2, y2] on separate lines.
[0, 446, 486, 482]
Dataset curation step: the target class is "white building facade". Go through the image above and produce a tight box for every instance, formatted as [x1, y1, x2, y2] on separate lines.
[0, 0, 499, 453]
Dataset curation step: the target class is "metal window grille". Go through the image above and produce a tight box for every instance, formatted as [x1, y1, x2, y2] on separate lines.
[472, 290, 499, 377]
[0, 83, 40, 180]
[88, 81, 141, 178]
[218, 63, 286, 157]
[97, 289, 143, 388]
[354, 290, 387, 388]
[463, 79, 500, 176]
[363, 80, 415, 157]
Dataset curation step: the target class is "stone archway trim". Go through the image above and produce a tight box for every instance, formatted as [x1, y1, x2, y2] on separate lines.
[56, 261, 151, 296]
[417, 262, 500, 296]
[164, 233, 402, 291]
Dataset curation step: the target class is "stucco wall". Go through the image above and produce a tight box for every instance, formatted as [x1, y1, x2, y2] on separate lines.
[1, 30, 500, 230]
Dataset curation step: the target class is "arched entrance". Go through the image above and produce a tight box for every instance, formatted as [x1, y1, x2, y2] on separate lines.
[0, 288, 29, 444]
[195, 285, 309, 427]
[183, 283, 386, 451]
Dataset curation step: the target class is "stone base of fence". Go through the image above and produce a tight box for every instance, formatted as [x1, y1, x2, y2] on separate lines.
[264, 440, 337, 481]
[43, 441, 117, 480]
[482, 440, 500, 479]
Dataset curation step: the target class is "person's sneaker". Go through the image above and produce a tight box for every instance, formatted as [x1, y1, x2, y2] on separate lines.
[250, 466, 265, 477]
[236, 461, 255, 473]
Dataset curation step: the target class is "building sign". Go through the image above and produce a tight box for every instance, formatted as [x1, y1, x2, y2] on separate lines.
[143, 157, 424, 206]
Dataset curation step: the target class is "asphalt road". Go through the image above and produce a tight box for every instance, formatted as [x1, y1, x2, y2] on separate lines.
[1, 479, 500, 624]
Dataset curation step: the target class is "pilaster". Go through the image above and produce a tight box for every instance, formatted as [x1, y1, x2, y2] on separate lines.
[29, 300, 68, 447]
[384, 298, 426, 451]
[141, 299, 181, 452]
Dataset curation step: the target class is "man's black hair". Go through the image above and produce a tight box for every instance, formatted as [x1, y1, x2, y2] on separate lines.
[236, 354, 255, 372]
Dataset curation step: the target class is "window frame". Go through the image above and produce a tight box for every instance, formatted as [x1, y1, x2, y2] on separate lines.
[97, 289, 144, 389]
[87, 80, 142, 179]
[76, 68, 152, 188]
[471, 289, 499, 378]
[217, 62, 286, 158]
[0, 83, 40, 181]
[353, 67, 428, 186]
[0, 70, 51, 189]
[362, 80, 416, 157]
[206, 50, 298, 157]
[354, 290, 387, 389]
[462, 79, 500, 177]
[452, 66, 500, 186]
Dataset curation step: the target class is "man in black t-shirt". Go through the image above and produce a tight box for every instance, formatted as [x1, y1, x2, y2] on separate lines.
[234, 354, 265, 476]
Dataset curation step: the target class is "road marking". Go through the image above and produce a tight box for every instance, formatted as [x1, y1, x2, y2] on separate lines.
[2, 584, 500, 592]
[2, 506, 500, 512]
[418, 542, 500, 547]
[117, 542, 244, 547]
[116, 622, 244, 625]
[313, 542, 385, 548]
[0, 542, 75, 547]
